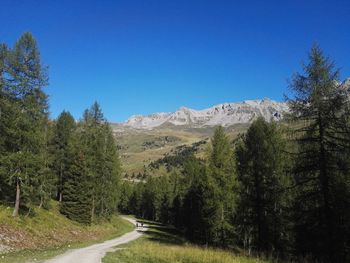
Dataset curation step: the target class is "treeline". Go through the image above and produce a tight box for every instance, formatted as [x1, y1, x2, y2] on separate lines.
[119, 46, 350, 262]
[0, 33, 121, 224]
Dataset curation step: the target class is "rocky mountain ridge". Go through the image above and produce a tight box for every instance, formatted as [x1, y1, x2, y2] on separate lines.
[122, 98, 289, 129]
[119, 78, 350, 130]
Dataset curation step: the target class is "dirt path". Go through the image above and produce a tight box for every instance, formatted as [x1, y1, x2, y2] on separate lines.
[44, 217, 145, 263]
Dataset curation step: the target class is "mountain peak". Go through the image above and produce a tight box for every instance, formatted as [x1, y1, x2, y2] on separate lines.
[178, 106, 190, 111]
[122, 98, 289, 129]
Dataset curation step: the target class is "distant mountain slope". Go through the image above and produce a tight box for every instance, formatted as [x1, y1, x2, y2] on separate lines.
[112, 78, 350, 174]
[122, 98, 289, 129]
[119, 77, 350, 130]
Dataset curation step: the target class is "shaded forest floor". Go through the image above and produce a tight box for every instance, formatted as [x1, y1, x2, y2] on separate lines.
[103, 219, 271, 263]
[0, 202, 134, 263]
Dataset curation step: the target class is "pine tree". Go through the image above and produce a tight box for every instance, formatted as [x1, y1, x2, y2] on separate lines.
[158, 176, 172, 224]
[0, 43, 11, 201]
[288, 45, 350, 262]
[1, 33, 50, 216]
[206, 126, 237, 246]
[80, 102, 121, 220]
[118, 181, 134, 214]
[97, 123, 121, 217]
[51, 111, 76, 202]
[37, 118, 55, 209]
[60, 133, 92, 224]
[183, 169, 221, 245]
[129, 182, 144, 217]
[235, 117, 291, 256]
[171, 194, 183, 228]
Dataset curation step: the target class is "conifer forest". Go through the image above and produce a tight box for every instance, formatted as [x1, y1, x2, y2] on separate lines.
[1, 33, 350, 263]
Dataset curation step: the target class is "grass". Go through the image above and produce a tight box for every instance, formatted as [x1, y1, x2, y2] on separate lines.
[114, 125, 210, 174]
[0, 203, 134, 263]
[114, 124, 251, 175]
[103, 219, 271, 263]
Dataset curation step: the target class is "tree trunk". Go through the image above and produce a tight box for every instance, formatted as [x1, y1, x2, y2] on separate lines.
[220, 204, 225, 246]
[39, 197, 43, 209]
[318, 115, 334, 261]
[254, 170, 263, 252]
[58, 163, 63, 202]
[91, 197, 95, 223]
[12, 178, 20, 217]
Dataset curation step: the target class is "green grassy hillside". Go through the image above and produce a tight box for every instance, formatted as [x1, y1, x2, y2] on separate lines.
[0, 202, 134, 262]
[112, 124, 250, 175]
[113, 126, 208, 174]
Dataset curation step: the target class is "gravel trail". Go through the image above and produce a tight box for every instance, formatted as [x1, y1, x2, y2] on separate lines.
[44, 217, 145, 263]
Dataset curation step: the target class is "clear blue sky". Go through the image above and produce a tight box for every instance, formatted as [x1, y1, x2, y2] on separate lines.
[1, 0, 350, 122]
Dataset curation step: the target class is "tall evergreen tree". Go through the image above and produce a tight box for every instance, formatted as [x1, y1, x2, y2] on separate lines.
[51, 111, 76, 202]
[206, 126, 237, 246]
[81, 102, 105, 221]
[0, 43, 10, 201]
[128, 182, 145, 217]
[235, 117, 291, 256]
[97, 123, 121, 217]
[182, 128, 237, 246]
[288, 45, 350, 262]
[80, 102, 121, 221]
[118, 181, 134, 214]
[60, 133, 92, 224]
[1, 33, 50, 216]
[183, 164, 219, 244]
